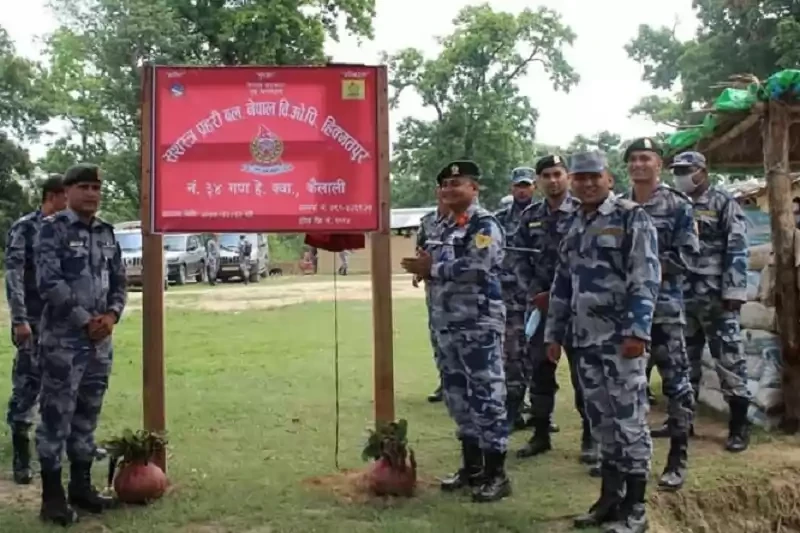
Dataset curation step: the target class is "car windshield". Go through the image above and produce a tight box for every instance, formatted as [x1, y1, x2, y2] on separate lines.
[218, 234, 256, 251]
[117, 232, 142, 251]
[164, 235, 187, 251]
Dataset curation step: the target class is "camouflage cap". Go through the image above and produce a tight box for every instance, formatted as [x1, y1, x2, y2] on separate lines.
[535, 154, 566, 175]
[670, 151, 707, 170]
[569, 151, 607, 174]
[623, 137, 662, 162]
[510, 166, 535, 184]
[437, 160, 481, 184]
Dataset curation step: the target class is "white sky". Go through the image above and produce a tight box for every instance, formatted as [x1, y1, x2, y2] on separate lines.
[1, 0, 697, 158]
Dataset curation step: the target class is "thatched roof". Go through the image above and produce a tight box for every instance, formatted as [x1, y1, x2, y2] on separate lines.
[665, 70, 800, 171]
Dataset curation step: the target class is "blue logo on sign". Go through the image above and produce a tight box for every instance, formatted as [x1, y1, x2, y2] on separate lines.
[170, 83, 185, 97]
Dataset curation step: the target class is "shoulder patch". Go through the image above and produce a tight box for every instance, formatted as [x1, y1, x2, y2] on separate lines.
[474, 233, 493, 249]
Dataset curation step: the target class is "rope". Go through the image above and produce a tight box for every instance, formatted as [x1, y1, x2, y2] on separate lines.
[332, 251, 341, 470]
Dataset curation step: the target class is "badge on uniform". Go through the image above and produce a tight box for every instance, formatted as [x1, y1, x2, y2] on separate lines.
[474, 233, 493, 249]
[69, 240, 84, 248]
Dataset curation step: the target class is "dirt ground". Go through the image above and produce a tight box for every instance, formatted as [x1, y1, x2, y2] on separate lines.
[125, 275, 423, 312]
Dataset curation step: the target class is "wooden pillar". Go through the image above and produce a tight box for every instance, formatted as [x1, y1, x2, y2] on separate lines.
[763, 100, 800, 433]
[370, 66, 395, 424]
[139, 65, 167, 468]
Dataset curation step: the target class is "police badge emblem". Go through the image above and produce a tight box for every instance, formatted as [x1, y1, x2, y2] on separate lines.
[241, 125, 294, 176]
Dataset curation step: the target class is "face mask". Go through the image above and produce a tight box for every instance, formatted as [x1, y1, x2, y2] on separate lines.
[673, 171, 699, 193]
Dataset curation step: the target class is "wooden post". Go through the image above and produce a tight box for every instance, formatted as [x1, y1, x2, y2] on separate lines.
[370, 66, 395, 424]
[764, 100, 800, 433]
[139, 65, 168, 468]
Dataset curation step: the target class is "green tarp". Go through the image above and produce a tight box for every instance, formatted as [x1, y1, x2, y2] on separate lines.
[665, 69, 800, 155]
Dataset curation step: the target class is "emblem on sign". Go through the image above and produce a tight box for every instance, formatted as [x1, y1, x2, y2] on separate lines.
[170, 83, 184, 97]
[342, 79, 365, 100]
[241, 125, 294, 176]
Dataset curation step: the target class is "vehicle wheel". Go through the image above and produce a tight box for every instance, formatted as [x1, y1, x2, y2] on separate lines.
[176, 264, 187, 285]
[196, 261, 206, 283]
[249, 271, 259, 283]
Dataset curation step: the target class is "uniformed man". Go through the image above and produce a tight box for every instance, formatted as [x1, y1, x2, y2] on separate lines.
[34, 163, 127, 525]
[495, 166, 536, 431]
[621, 137, 699, 492]
[400, 160, 510, 503]
[206, 234, 219, 285]
[5, 174, 67, 485]
[513, 155, 595, 465]
[546, 151, 659, 533]
[238, 235, 251, 283]
[668, 151, 751, 452]
[416, 187, 449, 403]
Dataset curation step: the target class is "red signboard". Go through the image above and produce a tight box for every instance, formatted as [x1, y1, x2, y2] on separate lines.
[149, 65, 381, 233]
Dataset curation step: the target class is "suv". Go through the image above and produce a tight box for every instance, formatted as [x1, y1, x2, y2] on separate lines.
[114, 222, 169, 291]
[215, 233, 269, 283]
[164, 234, 206, 285]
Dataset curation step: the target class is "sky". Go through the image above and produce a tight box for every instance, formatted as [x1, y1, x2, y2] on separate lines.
[1, 0, 698, 158]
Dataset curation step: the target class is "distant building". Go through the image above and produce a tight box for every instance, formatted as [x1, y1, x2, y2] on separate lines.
[726, 174, 800, 212]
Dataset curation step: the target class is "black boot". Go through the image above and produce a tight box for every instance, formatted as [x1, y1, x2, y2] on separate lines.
[658, 434, 688, 491]
[516, 419, 552, 458]
[427, 384, 443, 403]
[725, 396, 750, 453]
[67, 460, 117, 513]
[579, 419, 599, 465]
[441, 439, 483, 492]
[11, 430, 33, 484]
[40, 468, 79, 526]
[472, 451, 511, 502]
[603, 474, 648, 533]
[506, 391, 526, 433]
[574, 463, 625, 528]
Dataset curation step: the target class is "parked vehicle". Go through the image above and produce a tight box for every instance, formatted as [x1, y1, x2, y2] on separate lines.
[215, 233, 269, 283]
[114, 222, 169, 290]
[164, 233, 206, 285]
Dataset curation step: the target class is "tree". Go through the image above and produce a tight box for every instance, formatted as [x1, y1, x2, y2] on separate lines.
[625, 1, 800, 127]
[39, 0, 377, 220]
[386, 3, 579, 208]
[565, 131, 630, 192]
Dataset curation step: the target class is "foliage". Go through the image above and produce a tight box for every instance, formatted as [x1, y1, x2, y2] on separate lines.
[267, 234, 305, 262]
[625, 1, 800, 128]
[361, 419, 412, 469]
[104, 429, 168, 465]
[34, 0, 377, 222]
[0, 133, 37, 253]
[387, 3, 578, 208]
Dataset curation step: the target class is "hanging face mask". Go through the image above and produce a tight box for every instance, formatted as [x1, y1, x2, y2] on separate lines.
[672, 167, 700, 194]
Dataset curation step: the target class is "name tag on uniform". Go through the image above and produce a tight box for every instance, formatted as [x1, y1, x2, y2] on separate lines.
[589, 227, 623, 236]
[695, 209, 717, 218]
[528, 221, 543, 228]
[68, 240, 84, 248]
[101, 270, 109, 290]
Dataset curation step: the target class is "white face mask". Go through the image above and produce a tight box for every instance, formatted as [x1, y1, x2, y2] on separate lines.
[673, 170, 700, 193]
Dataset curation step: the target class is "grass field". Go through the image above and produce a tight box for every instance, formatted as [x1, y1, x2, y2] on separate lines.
[0, 285, 799, 532]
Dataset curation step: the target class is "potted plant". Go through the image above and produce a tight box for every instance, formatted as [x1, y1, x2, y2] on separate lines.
[361, 419, 417, 497]
[104, 429, 169, 504]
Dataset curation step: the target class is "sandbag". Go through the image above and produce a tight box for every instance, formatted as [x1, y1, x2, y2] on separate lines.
[746, 270, 761, 301]
[742, 329, 781, 357]
[748, 243, 772, 271]
[740, 301, 777, 332]
[758, 263, 776, 306]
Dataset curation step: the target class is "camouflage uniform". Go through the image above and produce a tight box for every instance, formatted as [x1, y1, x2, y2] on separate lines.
[6, 211, 46, 432]
[622, 182, 699, 491]
[35, 205, 126, 519]
[495, 196, 532, 427]
[5, 211, 46, 485]
[238, 238, 250, 282]
[512, 193, 584, 458]
[672, 151, 751, 452]
[547, 162, 660, 531]
[206, 238, 219, 285]
[418, 209, 446, 401]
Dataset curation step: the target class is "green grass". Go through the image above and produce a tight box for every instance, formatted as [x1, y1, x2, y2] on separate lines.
[0, 299, 795, 532]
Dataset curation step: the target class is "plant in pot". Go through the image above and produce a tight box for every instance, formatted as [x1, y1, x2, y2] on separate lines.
[361, 419, 416, 497]
[104, 429, 169, 505]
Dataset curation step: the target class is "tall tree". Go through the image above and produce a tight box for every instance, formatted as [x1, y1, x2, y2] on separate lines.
[40, 0, 377, 221]
[566, 131, 630, 192]
[625, 0, 800, 127]
[387, 3, 579, 208]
